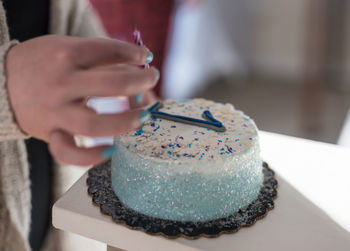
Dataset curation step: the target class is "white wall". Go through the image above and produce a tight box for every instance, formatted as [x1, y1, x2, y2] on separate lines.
[249, 0, 350, 88]
[164, 0, 350, 98]
[164, 0, 252, 98]
[249, 0, 306, 80]
[343, 5, 350, 90]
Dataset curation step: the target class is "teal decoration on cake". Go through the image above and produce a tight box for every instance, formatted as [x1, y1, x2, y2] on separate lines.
[148, 101, 226, 132]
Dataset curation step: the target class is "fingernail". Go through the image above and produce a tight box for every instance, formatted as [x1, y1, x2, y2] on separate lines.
[102, 146, 116, 158]
[146, 51, 153, 64]
[135, 93, 143, 103]
[155, 69, 160, 81]
[139, 110, 151, 125]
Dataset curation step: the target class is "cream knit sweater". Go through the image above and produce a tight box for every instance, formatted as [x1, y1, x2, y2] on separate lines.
[0, 1, 105, 250]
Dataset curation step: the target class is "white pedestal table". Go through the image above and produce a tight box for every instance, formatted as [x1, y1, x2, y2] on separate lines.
[52, 131, 350, 251]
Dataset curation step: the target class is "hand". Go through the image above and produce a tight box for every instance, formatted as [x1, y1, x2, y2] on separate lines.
[6, 35, 159, 166]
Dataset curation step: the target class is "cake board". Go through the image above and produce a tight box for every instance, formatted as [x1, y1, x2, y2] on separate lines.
[86, 161, 277, 239]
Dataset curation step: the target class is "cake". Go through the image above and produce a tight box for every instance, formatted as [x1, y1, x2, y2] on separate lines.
[111, 99, 263, 222]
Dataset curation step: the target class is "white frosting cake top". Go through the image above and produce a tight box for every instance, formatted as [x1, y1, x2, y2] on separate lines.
[120, 99, 258, 162]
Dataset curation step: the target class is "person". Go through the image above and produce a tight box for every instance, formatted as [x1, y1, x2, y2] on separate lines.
[0, 0, 159, 250]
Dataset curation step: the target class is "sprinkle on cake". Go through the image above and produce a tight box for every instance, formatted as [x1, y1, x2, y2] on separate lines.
[122, 99, 258, 161]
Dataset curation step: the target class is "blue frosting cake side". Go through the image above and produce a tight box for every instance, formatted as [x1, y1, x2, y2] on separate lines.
[111, 99, 263, 222]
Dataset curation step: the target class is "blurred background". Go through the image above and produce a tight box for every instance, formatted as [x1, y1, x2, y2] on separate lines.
[56, 1, 350, 249]
[89, 0, 350, 147]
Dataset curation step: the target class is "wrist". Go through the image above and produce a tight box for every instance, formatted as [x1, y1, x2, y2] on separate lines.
[0, 41, 29, 140]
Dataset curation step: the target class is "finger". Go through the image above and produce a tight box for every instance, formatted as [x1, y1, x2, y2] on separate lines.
[73, 37, 153, 68]
[129, 93, 144, 108]
[69, 66, 159, 98]
[56, 105, 151, 137]
[93, 63, 130, 72]
[49, 130, 113, 166]
[129, 91, 159, 109]
[144, 91, 159, 104]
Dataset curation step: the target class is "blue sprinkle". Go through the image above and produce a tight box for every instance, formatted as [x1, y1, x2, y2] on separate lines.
[226, 137, 229, 140]
[235, 139, 239, 142]
[243, 117, 250, 121]
[134, 144, 138, 147]
[152, 133, 155, 135]
[218, 140, 222, 142]
[167, 151, 172, 155]
[171, 125, 176, 128]
[179, 136, 184, 140]
[153, 125, 160, 132]
[220, 147, 224, 151]
[151, 122, 155, 127]
[189, 143, 192, 148]
[134, 128, 143, 136]
[200, 106, 204, 110]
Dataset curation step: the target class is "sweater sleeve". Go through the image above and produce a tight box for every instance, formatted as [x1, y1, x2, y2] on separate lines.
[0, 41, 29, 141]
[73, 1, 107, 38]
[67, 0, 107, 38]
[49, 0, 107, 38]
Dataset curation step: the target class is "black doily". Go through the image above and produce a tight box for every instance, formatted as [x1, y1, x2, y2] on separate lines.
[87, 161, 277, 239]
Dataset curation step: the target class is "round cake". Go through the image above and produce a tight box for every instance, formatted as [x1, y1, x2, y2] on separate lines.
[111, 99, 263, 222]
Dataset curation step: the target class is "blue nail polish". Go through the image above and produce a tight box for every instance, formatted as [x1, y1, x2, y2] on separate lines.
[155, 69, 160, 81]
[135, 93, 143, 103]
[146, 51, 153, 64]
[102, 146, 116, 158]
[139, 110, 151, 125]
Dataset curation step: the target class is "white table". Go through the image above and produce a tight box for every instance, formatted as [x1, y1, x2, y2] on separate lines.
[52, 131, 350, 251]
[339, 109, 350, 147]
